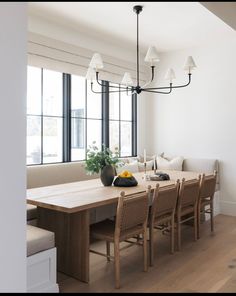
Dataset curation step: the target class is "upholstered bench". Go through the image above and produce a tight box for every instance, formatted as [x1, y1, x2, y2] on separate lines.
[27, 225, 59, 292]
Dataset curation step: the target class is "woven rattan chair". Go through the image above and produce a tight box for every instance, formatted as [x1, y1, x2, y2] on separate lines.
[197, 171, 217, 239]
[90, 186, 151, 289]
[148, 181, 180, 266]
[176, 176, 201, 251]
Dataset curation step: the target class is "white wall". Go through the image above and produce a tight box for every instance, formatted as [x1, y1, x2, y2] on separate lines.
[146, 32, 236, 215]
[0, 2, 27, 292]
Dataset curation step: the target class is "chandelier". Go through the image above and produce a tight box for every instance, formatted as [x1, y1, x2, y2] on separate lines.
[86, 5, 196, 95]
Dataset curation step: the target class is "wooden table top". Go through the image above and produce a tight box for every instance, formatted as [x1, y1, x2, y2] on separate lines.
[27, 170, 206, 213]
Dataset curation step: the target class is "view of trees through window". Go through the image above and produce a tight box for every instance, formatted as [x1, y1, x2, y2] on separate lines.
[26, 66, 136, 165]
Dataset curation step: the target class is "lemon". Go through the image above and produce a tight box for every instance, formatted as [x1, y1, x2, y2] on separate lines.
[119, 170, 133, 178]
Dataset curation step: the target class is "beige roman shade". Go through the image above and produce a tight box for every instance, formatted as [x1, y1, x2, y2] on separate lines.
[28, 32, 148, 84]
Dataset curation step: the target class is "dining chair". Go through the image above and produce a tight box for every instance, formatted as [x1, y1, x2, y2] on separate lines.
[90, 186, 151, 289]
[176, 176, 201, 251]
[197, 171, 217, 239]
[148, 180, 180, 266]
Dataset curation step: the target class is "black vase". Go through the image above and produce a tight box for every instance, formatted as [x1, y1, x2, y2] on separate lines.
[100, 165, 116, 186]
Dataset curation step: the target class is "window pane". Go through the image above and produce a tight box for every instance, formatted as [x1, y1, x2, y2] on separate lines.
[71, 75, 86, 118]
[109, 83, 119, 120]
[120, 90, 132, 121]
[87, 81, 101, 119]
[43, 117, 63, 163]
[27, 66, 41, 115]
[109, 121, 119, 154]
[87, 119, 101, 150]
[120, 122, 132, 157]
[43, 69, 63, 116]
[71, 118, 86, 161]
[27, 116, 41, 165]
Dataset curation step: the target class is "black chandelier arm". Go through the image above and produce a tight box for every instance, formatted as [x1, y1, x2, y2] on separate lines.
[143, 73, 192, 91]
[170, 73, 192, 90]
[142, 83, 173, 94]
[91, 83, 131, 94]
[141, 66, 155, 88]
[95, 72, 131, 91]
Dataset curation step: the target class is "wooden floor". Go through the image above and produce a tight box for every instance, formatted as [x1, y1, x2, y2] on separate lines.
[58, 214, 236, 293]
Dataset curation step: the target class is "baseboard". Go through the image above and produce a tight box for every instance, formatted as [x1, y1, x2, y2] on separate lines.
[220, 200, 236, 216]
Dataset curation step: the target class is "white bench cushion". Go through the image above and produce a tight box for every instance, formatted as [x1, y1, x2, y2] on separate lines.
[27, 161, 99, 189]
[27, 225, 55, 257]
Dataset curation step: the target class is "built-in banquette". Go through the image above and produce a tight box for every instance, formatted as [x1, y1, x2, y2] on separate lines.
[26, 157, 220, 224]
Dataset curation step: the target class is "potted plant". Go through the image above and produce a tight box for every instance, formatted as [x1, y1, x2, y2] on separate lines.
[85, 142, 121, 186]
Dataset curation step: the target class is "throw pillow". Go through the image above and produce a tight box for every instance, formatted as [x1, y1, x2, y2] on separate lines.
[156, 155, 184, 171]
[138, 159, 154, 172]
[116, 161, 139, 174]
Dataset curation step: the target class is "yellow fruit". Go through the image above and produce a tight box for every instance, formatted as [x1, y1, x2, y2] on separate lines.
[119, 170, 133, 178]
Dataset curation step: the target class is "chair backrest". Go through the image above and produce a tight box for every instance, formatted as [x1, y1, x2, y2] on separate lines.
[150, 181, 180, 223]
[178, 176, 201, 209]
[199, 171, 217, 200]
[115, 186, 151, 238]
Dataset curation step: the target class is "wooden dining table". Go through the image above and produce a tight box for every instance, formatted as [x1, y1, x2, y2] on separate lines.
[27, 169, 206, 283]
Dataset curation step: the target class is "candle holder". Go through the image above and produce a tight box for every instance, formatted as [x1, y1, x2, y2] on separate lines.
[143, 162, 148, 180]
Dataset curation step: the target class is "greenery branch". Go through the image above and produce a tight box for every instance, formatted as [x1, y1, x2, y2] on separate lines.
[85, 142, 121, 175]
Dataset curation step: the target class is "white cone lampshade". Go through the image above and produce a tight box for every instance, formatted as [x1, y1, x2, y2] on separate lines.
[165, 68, 176, 83]
[183, 56, 196, 72]
[121, 72, 133, 86]
[89, 53, 104, 70]
[85, 67, 96, 81]
[144, 46, 160, 65]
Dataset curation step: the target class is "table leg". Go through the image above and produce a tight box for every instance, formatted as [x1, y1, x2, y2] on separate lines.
[37, 207, 90, 283]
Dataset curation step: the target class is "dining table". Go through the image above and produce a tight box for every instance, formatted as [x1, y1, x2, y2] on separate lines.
[27, 169, 207, 283]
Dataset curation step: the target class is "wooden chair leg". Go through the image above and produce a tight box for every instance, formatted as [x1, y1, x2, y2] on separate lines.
[114, 241, 120, 289]
[149, 226, 154, 266]
[106, 241, 111, 262]
[197, 206, 201, 240]
[177, 217, 181, 251]
[170, 217, 175, 254]
[143, 230, 148, 272]
[194, 211, 198, 241]
[210, 202, 214, 233]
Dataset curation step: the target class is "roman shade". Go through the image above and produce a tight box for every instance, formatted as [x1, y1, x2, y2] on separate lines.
[28, 32, 148, 84]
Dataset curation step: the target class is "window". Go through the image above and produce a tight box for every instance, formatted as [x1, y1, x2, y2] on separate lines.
[109, 83, 133, 157]
[27, 66, 63, 165]
[27, 66, 137, 165]
[70, 75, 102, 161]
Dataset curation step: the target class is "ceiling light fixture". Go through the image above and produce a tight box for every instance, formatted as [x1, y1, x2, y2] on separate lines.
[86, 5, 196, 95]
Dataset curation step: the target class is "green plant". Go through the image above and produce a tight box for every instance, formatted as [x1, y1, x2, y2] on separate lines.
[85, 142, 121, 175]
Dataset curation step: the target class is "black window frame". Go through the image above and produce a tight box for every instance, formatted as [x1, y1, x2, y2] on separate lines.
[26, 66, 137, 166]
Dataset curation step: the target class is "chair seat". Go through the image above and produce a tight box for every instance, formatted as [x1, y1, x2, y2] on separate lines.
[91, 219, 144, 242]
[154, 213, 172, 225]
[179, 205, 195, 216]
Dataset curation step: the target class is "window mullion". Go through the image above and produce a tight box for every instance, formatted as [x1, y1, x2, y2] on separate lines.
[63, 73, 71, 162]
[102, 80, 109, 149]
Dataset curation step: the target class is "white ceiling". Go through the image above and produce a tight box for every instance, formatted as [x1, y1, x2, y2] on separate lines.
[28, 2, 235, 53]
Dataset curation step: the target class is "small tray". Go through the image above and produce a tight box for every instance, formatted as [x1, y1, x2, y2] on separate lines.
[149, 175, 162, 181]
